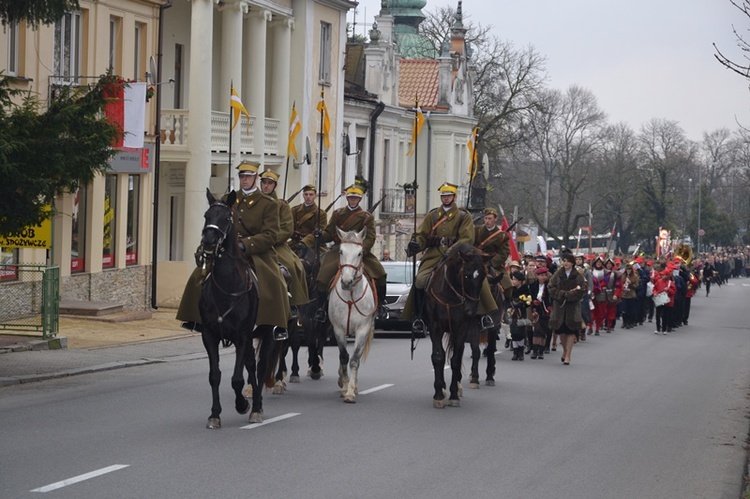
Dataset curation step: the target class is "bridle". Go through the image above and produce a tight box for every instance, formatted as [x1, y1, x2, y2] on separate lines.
[201, 202, 234, 260]
[332, 241, 376, 335]
[428, 256, 483, 333]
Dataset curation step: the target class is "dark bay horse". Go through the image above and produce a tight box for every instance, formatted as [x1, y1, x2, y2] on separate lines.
[468, 275, 507, 388]
[423, 244, 490, 408]
[199, 188, 273, 428]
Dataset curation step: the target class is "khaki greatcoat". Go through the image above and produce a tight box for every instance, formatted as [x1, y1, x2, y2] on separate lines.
[548, 267, 587, 331]
[269, 192, 309, 306]
[290, 202, 328, 243]
[301, 205, 385, 291]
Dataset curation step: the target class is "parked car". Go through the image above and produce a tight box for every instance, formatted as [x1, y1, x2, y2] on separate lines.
[376, 261, 418, 331]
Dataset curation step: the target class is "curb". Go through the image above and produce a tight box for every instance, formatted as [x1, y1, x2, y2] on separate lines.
[0, 336, 68, 354]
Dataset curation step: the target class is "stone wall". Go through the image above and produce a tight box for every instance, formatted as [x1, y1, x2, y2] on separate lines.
[61, 265, 152, 310]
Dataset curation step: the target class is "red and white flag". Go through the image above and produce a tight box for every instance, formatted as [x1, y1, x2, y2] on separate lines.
[105, 82, 146, 149]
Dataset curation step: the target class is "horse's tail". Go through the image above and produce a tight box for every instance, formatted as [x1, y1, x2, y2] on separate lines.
[264, 341, 283, 389]
[359, 324, 375, 363]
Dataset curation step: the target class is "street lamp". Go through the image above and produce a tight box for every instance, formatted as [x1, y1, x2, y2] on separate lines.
[686, 178, 692, 239]
[697, 163, 703, 252]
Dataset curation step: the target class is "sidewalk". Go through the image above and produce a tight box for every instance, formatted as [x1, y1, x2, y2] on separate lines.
[0, 308, 207, 387]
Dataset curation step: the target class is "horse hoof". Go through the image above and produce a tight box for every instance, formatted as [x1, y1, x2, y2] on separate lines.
[469, 382, 479, 389]
[237, 400, 250, 415]
[272, 383, 285, 395]
[433, 398, 447, 409]
[289, 375, 301, 383]
[485, 379, 495, 387]
[249, 412, 263, 424]
[308, 369, 322, 380]
[447, 399, 461, 407]
[344, 395, 356, 403]
[206, 418, 221, 429]
[242, 385, 253, 399]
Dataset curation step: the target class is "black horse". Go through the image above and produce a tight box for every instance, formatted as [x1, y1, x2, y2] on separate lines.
[468, 275, 506, 388]
[423, 244, 490, 408]
[199, 188, 273, 428]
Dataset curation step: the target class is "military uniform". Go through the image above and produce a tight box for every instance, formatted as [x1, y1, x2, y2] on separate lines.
[475, 222, 510, 284]
[263, 191, 309, 307]
[302, 203, 386, 291]
[231, 188, 292, 328]
[290, 201, 327, 244]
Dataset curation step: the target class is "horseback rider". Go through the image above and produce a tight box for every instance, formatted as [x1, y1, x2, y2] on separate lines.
[474, 207, 511, 295]
[258, 169, 310, 324]
[301, 184, 388, 322]
[289, 184, 327, 247]
[404, 182, 499, 334]
[175, 161, 292, 340]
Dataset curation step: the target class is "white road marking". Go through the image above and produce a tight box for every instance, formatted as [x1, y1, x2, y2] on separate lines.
[240, 412, 300, 429]
[31, 464, 129, 493]
[359, 384, 394, 395]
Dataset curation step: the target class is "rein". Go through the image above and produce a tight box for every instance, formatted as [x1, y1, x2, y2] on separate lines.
[333, 241, 376, 336]
[428, 259, 481, 334]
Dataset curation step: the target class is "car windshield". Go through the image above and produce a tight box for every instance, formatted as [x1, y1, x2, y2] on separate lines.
[384, 263, 414, 285]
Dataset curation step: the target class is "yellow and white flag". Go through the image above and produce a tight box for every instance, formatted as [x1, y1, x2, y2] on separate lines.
[287, 104, 301, 160]
[467, 126, 479, 180]
[406, 106, 425, 157]
[316, 92, 331, 149]
[230, 86, 250, 131]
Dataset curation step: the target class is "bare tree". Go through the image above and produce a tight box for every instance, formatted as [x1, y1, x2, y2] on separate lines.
[714, 1, 750, 81]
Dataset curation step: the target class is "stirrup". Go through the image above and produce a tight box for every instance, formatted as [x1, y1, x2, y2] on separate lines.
[376, 304, 389, 320]
[314, 308, 327, 323]
[411, 318, 425, 334]
[480, 314, 495, 330]
[273, 327, 289, 341]
[290, 305, 299, 320]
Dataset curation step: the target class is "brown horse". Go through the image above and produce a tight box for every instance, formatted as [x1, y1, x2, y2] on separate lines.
[422, 244, 491, 408]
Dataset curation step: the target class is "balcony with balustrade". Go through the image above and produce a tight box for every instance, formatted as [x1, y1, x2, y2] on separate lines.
[157, 109, 280, 161]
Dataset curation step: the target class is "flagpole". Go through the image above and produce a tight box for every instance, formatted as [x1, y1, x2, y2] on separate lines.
[228, 81, 233, 193]
[283, 101, 295, 200]
[466, 127, 479, 210]
[410, 96, 419, 360]
[315, 88, 325, 273]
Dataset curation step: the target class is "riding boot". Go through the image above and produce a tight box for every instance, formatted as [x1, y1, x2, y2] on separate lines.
[411, 287, 426, 334]
[376, 281, 389, 320]
[313, 289, 328, 323]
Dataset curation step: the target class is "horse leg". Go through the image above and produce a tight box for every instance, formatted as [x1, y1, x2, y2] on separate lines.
[273, 340, 289, 395]
[343, 327, 371, 403]
[232, 338, 251, 415]
[307, 320, 325, 380]
[335, 330, 350, 397]
[250, 329, 277, 423]
[448, 335, 467, 407]
[468, 332, 480, 389]
[485, 328, 498, 386]
[289, 320, 302, 383]
[431, 332, 448, 408]
[243, 339, 258, 414]
[201, 332, 223, 429]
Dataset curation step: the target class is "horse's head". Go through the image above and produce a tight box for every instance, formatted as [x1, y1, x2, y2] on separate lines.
[336, 227, 366, 291]
[445, 243, 490, 317]
[201, 188, 236, 257]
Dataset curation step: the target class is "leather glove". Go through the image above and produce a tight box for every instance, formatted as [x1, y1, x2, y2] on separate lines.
[406, 240, 421, 257]
[194, 248, 204, 267]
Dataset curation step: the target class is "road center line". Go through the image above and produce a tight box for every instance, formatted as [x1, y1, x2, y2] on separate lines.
[241, 412, 300, 429]
[359, 384, 394, 395]
[31, 464, 130, 493]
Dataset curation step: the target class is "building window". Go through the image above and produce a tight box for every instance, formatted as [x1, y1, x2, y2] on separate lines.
[174, 44, 183, 108]
[126, 175, 140, 265]
[103, 175, 117, 268]
[319, 22, 331, 84]
[54, 11, 82, 84]
[7, 22, 18, 76]
[108, 16, 122, 74]
[134, 22, 146, 81]
[71, 185, 87, 273]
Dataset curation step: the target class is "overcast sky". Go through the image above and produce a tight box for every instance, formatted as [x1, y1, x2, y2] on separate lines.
[349, 0, 750, 142]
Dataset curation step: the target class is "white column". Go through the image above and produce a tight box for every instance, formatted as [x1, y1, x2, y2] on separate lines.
[271, 18, 293, 160]
[221, 0, 247, 188]
[183, 0, 214, 258]
[244, 9, 270, 164]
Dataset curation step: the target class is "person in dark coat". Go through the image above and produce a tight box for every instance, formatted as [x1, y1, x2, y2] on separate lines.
[528, 266, 551, 359]
[548, 251, 587, 365]
[507, 271, 532, 361]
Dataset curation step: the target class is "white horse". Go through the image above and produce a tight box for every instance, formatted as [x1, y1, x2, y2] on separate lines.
[328, 227, 377, 403]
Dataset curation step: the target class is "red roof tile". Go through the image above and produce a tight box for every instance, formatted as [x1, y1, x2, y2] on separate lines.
[399, 59, 439, 109]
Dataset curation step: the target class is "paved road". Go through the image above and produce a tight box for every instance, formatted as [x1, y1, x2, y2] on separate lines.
[1, 282, 749, 498]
